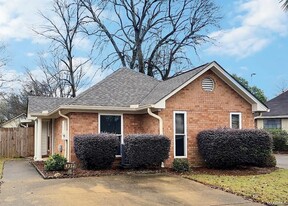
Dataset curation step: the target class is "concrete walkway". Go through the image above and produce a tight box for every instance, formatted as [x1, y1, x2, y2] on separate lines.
[0, 160, 263, 206]
[275, 154, 288, 169]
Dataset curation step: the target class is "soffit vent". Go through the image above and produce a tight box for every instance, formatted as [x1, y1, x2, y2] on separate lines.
[202, 77, 214, 92]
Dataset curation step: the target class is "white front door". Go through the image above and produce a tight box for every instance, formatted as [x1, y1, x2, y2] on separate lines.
[41, 121, 49, 156]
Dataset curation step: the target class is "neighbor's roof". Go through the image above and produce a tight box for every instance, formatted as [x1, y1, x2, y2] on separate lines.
[1, 113, 27, 127]
[262, 90, 288, 117]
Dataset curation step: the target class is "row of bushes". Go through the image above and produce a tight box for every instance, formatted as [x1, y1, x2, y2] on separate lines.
[47, 128, 277, 171]
[266, 129, 288, 152]
[74, 133, 170, 169]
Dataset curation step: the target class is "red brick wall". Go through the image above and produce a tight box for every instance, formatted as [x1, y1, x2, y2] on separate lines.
[53, 117, 66, 157]
[123, 114, 142, 135]
[68, 112, 98, 162]
[139, 114, 159, 134]
[159, 70, 254, 167]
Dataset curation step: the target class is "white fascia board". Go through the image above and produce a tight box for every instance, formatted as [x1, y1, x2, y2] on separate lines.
[255, 115, 288, 119]
[28, 104, 154, 118]
[153, 101, 166, 109]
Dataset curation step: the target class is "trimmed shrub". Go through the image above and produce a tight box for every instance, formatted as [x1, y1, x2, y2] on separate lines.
[74, 133, 119, 169]
[172, 159, 190, 172]
[44, 154, 67, 171]
[197, 129, 273, 168]
[266, 129, 288, 152]
[124, 134, 170, 168]
[263, 154, 277, 167]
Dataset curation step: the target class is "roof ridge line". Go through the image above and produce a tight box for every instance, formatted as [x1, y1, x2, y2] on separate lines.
[165, 62, 211, 80]
[69, 68, 126, 105]
[139, 81, 162, 105]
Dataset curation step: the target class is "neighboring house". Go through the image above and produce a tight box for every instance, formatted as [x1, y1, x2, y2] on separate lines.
[27, 61, 268, 167]
[256, 90, 288, 131]
[1, 113, 32, 128]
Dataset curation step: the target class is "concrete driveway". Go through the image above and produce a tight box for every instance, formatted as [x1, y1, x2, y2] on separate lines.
[275, 154, 288, 169]
[0, 160, 263, 206]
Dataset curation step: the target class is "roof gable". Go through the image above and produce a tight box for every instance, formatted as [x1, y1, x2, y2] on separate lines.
[140, 63, 209, 105]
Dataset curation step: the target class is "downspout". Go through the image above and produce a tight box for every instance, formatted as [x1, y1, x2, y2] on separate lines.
[147, 108, 163, 135]
[59, 110, 70, 162]
[147, 108, 165, 168]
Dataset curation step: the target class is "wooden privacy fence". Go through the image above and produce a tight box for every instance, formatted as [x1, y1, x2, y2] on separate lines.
[0, 127, 34, 158]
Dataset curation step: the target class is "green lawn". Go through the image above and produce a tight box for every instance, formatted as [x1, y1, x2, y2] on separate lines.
[0, 158, 7, 179]
[185, 169, 288, 205]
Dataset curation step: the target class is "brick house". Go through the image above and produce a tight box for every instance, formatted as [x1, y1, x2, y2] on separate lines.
[27, 61, 268, 167]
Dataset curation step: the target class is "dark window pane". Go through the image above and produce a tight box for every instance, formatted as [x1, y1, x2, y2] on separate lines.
[100, 115, 121, 134]
[264, 119, 281, 129]
[231, 114, 240, 129]
[175, 113, 184, 134]
[176, 135, 185, 156]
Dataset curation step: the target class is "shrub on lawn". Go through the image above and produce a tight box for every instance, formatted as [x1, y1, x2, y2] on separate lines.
[44, 154, 67, 171]
[263, 154, 277, 167]
[124, 134, 170, 168]
[266, 129, 288, 152]
[197, 129, 273, 168]
[172, 159, 190, 172]
[74, 133, 119, 169]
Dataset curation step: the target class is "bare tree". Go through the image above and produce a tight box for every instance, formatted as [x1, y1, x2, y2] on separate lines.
[0, 44, 7, 69]
[34, 0, 91, 97]
[80, 0, 221, 79]
[275, 79, 288, 96]
[280, 0, 288, 11]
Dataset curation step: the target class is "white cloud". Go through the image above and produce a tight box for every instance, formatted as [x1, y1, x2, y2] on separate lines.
[0, 67, 22, 94]
[0, 0, 51, 41]
[207, 0, 288, 58]
[26, 52, 35, 57]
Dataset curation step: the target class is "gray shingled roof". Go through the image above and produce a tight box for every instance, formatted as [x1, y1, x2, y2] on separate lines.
[28, 63, 210, 114]
[69, 68, 160, 107]
[262, 90, 288, 116]
[28, 96, 71, 113]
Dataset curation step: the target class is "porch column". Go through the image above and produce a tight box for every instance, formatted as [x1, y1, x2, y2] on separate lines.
[34, 120, 38, 160]
[35, 118, 42, 160]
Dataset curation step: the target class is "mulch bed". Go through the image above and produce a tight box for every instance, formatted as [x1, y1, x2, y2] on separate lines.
[31, 161, 170, 179]
[31, 161, 278, 179]
[190, 166, 278, 176]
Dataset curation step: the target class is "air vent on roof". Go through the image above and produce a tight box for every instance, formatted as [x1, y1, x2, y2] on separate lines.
[202, 77, 214, 92]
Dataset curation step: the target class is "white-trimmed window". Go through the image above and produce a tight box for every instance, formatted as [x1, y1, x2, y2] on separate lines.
[174, 111, 187, 158]
[230, 113, 242, 129]
[99, 114, 123, 156]
[263, 119, 281, 129]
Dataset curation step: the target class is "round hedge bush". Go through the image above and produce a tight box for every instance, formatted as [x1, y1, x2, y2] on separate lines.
[74, 133, 119, 169]
[197, 129, 273, 168]
[124, 134, 170, 168]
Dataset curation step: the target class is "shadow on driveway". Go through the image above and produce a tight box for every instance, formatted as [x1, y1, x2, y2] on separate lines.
[0, 159, 263, 206]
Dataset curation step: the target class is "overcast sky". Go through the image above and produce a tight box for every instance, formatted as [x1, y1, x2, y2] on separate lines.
[0, 0, 287, 99]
